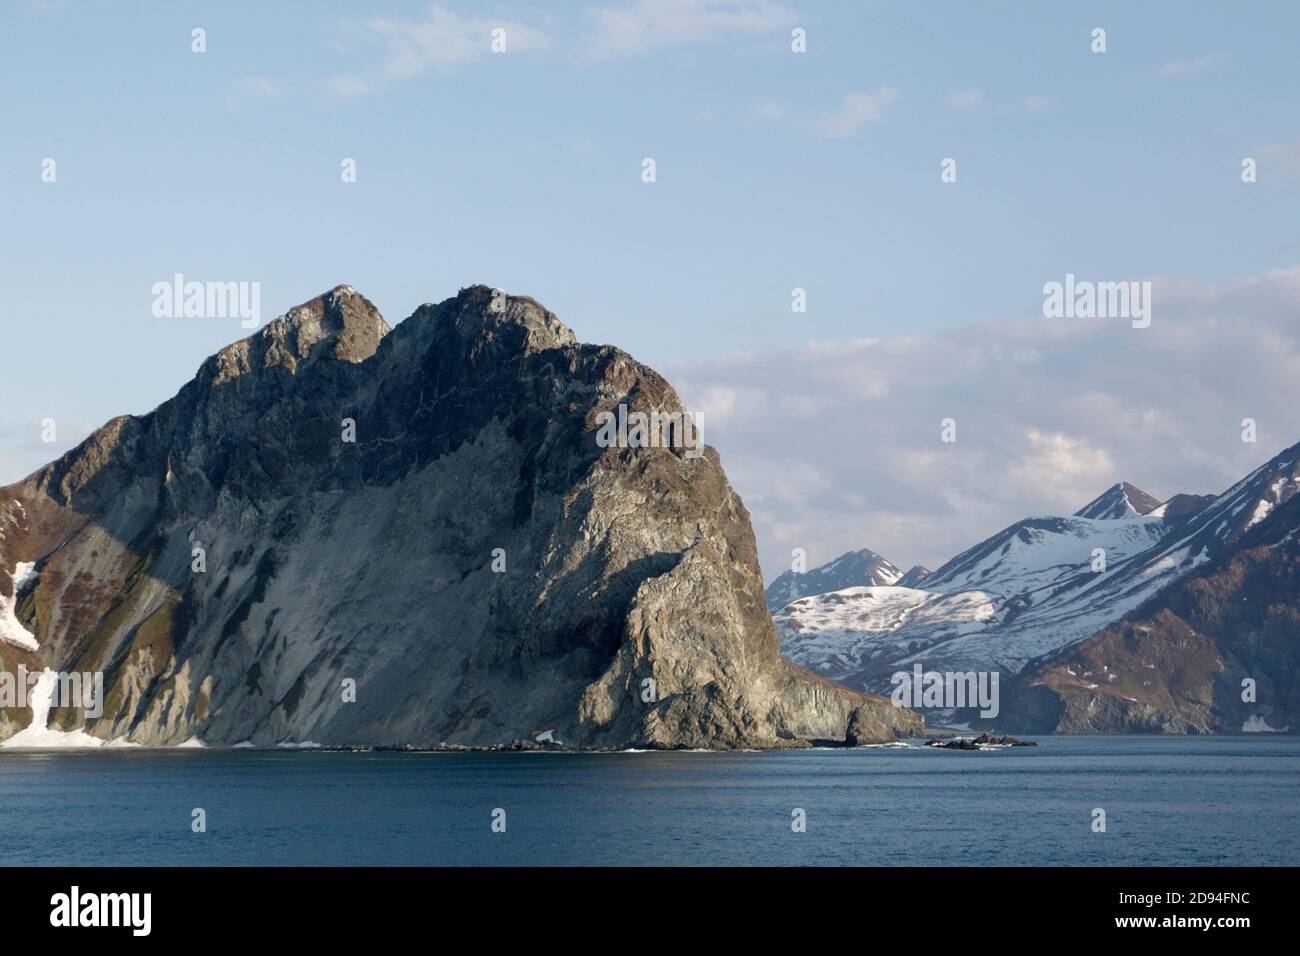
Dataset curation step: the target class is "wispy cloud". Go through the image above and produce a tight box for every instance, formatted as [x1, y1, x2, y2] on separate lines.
[1254, 139, 1300, 183]
[224, 74, 286, 112]
[231, 76, 283, 100]
[585, 0, 794, 59]
[750, 99, 787, 121]
[1158, 52, 1229, 78]
[1023, 95, 1052, 112]
[811, 87, 899, 138]
[946, 88, 984, 110]
[323, 5, 551, 97]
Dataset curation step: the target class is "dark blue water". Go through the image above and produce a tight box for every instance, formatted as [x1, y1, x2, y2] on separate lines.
[2, 737, 1296, 866]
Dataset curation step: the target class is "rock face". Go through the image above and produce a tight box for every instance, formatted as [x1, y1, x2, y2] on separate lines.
[0, 285, 920, 749]
[843, 702, 912, 746]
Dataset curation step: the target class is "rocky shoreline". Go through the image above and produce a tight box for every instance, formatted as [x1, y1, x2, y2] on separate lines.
[926, 732, 1037, 750]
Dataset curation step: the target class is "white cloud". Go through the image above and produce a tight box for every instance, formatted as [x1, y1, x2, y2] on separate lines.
[321, 5, 550, 97]
[811, 87, 899, 138]
[1023, 95, 1052, 112]
[231, 76, 283, 100]
[750, 99, 787, 121]
[946, 88, 984, 110]
[585, 0, 794, 59]
[324, 73, 374, 99]
[225, 74, 288, 112]
[1008, 430, 1116, 510]
[367, 7, 549, 77]
[668, 267, 1300, 577]
[1158, 52, 1229, 78]
[1254, 140, 1300, 183]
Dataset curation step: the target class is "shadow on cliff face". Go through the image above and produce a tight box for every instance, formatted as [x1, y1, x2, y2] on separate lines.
[1, 285, 881, 749]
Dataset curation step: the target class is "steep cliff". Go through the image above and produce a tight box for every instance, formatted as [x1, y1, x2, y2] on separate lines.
[0, 285, 919, 748]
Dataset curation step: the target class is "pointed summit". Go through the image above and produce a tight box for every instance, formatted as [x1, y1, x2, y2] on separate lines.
[203, 285, 389, 386]
[765, 548, 903, 611]
[1074, 481, 1161, 519]
[896, 565, 932, 588]
[406, 284, 577, 355]
[262, 284, 390, 364]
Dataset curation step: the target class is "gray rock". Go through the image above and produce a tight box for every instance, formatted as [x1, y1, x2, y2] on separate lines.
[844, 701, 912, 746]
[0, 285, 921, 749]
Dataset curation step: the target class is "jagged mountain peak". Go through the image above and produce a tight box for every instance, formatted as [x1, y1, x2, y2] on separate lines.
[896, 565, 932, 588]
[1074, 481, 1161, 519]
[204, 284, 390, 386]
[274, 284, 390, 357]
[765, 547, 903, 611]
[829, 547, 888, 568]
[406, 284, 578, 357]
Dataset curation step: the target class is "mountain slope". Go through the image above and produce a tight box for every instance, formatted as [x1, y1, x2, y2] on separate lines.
[765, 548, 902, 611]
[776, 585, 997, 682]
[0, 285, 918, 749]
[1149, 493, 1215, 521]
[1001, 492, 1300, 734]
[775, 445, 1300, 727]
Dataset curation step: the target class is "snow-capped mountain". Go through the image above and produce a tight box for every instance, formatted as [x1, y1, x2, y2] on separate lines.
[764, 548, 903, 611]
[775, 442, 1300, 713]
[896, 565, 932, 588]
[1074, 481, 1161, 519]
[1003, 466, 1300, 734]
[777, 585, 997, 685]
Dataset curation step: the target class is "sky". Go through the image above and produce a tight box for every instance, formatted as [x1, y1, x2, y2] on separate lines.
[2, 1, 1299, 578]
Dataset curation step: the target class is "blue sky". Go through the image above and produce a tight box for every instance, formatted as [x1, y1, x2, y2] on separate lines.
[3, 1, 1299, 574]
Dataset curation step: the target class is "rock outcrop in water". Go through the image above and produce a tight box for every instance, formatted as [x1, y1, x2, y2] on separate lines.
[0, 285, 920, 749]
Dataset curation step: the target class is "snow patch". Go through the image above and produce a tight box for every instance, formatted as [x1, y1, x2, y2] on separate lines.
[0, 562, 39, 651]
[0, 668, 136, 749]
[1242, 715, 1289, 733]
[1247, 498, 1273, 529]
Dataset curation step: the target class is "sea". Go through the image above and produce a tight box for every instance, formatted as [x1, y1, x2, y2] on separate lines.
[1, 736, 1296, 866]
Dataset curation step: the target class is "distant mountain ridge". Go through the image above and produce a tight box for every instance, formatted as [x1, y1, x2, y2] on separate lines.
[765, 548, 902, 611]
[773, 448, 1300, 733]
[896, 565, 932, 588]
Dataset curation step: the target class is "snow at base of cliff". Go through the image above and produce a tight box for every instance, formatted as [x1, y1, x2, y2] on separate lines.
[0, 668, 138, 749]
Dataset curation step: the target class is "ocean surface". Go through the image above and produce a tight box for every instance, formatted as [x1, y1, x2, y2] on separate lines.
[2, 736, 1296, 866]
